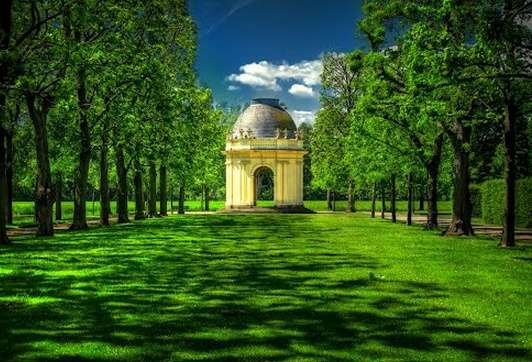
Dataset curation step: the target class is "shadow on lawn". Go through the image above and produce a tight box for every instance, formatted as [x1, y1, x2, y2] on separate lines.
[0, 215, 530, 361]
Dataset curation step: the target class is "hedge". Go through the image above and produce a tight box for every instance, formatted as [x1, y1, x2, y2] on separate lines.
[481, 178, 532, 228]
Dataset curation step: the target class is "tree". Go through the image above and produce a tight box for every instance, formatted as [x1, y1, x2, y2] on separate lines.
[321, 52, 360, 211]
[348, 46, 445, 228]
[310, 107, 348, 201]
[471, 0, 532, 245]
[0, 0, 64, 242]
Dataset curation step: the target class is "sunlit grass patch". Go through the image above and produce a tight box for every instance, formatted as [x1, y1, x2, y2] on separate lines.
[0, 213, 531, 361]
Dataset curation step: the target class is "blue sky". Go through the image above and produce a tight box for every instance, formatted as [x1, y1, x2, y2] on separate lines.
[189, 0, 368, 124]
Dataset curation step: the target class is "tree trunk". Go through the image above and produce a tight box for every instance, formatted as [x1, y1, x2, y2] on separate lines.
[332, 191, 336, 211]
[407, 173, 413, 226]
[419, 190, 425, 211]
[446, 121, 474, 236]
[5, 127, 13, 224]
[381, 181, 386, 219]
[70, 67, 91, 231]
[205, 186, 210, 211]
[115, 145, 129, 223]
[147, 160, 157, 217]
[371, 181, 376, 218]
[170, 188, 174, 214]
[326, 189, 332, 210]
[426, 133, 443, 229]
[134, 158, 145, 220]
[346, 180, 355, 212]
[99, 128, 110, 226]
[200, 184, 205, 211]
[0, 126, 9, 243]
[91, 189, 95, 218]
[159, 164, 167, 216]
[26, 94, 54, 236]
[178, 182, 185, 214]
[55, 173, 62, 221]
[501, 97, 516, 246]
[33, 181, 38, 223]
[390, 174, 396, 223]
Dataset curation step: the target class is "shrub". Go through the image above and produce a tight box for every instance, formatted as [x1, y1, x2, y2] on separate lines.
[481, 178, 532, 228]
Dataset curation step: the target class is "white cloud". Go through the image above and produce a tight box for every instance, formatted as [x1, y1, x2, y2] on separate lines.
[227, 72, 281, 91]
[227, 85, 240, 91]
[290, 110, 316, 125]
[288, 84, 316, 98]
[226, 59, 322, 91]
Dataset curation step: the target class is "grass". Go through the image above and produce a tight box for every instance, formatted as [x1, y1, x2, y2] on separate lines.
[10, 200, 453, 226]
[0, 213, 530, 361]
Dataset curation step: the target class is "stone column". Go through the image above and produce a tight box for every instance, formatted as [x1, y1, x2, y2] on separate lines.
[225, 158, 233, 208]
[296, 160, 304, 205]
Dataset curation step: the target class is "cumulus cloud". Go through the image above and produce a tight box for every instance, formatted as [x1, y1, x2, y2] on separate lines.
[227, 85, 240, 91]
[226, 59, 322, 91]
[288, 84, 316, 98]
[290, 110, 316, 125]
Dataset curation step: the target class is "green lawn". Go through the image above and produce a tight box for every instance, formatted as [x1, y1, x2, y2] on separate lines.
[1, 214, 530, 361]
[10, 200, 452, 226]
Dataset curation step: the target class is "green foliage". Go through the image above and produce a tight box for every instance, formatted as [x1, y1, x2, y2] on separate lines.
[481, 178, 532, 228]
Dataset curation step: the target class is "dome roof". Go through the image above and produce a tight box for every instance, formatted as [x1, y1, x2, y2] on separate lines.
[232, 98, 297, 138]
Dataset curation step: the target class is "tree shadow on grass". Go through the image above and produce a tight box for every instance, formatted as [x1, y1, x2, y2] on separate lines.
[0, 214, 530, 361]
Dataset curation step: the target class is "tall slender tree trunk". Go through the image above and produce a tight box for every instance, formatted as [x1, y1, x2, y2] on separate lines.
[0, 126, 9, 243]
[381, 181, 386, 219]
[99, 135, 110, 226]
[33, 181, 38, 224]
[205, 185, 210, 211]
[390, 174, 396, 223]
[134, 158, 145, 220]
[326, 189, 332, 210]
[426, 133, 443, 229]
[26, 94, 54, 236]
[346, 180, 355, 212]
[332, 191, 336, 211]
[115, 145, 129, 223]
[147, 160, 157, 217]
[71, 67, 91, 231]
[446, 121, 474, 236]
[170, 188, 174, 214]
[200, 184, 205, 211]
[371, 181, 377, 218]
[159, 164, 167, 216]
[502, 97, 516, 247]
[55, 173, 62, 221]
[91, 189, 95, 216]
[5, 128, 13, 224]
[178, 182, 185, 214]
[419, 190, 425, 211]
[407, 173, 413, 226]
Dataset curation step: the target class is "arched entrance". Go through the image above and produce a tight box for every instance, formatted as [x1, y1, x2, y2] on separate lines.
[253, 166, 274, 206]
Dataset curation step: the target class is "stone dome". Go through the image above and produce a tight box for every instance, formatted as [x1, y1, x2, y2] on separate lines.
[232, 98, 297, 138]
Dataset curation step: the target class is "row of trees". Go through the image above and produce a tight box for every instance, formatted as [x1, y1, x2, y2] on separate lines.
[0, 0, 224, 244]
[311, 0, 531, 246]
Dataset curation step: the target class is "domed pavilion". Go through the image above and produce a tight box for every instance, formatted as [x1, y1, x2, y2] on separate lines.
[224, 98, 306, 210]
